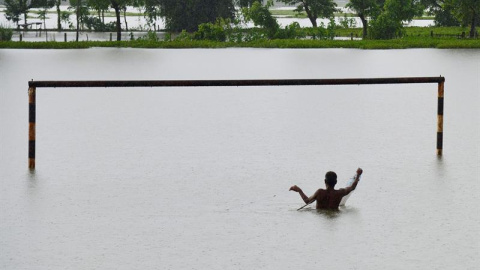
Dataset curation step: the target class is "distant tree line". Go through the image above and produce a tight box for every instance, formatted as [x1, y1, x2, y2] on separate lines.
[3, 0, 479, 40]
[347, 0, 479, 39]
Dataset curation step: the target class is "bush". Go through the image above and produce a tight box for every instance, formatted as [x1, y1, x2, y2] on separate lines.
[326, 18, 336, 39]
[275, 22, 303, 39]
[241, 28, 266, 41]
[139, 31, 159, 41]
[338, 14, 357, 29]
[369, 13, 404, 39]
[195, 21, 227, 41]
[0, 26, 13, 41]
[175, 30, 193, 41]
[83, 17, 116, 32]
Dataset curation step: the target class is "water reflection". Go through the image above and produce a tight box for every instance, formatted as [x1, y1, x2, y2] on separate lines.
[433, 155, 447, 180]
[301, 206, 360, 219]
[26, 169, 37, 189]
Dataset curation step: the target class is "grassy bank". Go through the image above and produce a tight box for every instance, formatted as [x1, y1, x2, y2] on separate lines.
[329, 26, 474, 37]
[1, 36, 479, 49]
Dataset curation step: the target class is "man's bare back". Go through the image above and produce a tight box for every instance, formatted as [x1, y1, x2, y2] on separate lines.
[290, 168, 363, 210]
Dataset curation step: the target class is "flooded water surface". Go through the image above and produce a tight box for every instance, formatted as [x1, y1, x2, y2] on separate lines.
[1, 48, 479, 269]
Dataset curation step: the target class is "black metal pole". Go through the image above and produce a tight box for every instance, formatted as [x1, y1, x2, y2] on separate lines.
[437, 81, 444, 156]
[28, 77, 445, 88]
[28, 87, 36, 169]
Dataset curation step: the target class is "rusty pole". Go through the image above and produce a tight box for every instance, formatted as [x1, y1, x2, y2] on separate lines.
[28, 87, 36, 169]
[28, 77, 445, 88]
[437, 81, 444, 156]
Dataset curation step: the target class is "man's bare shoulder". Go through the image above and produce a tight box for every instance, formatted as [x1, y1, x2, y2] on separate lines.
[314, 188, 327, 197]
[335, 188, 349, 196]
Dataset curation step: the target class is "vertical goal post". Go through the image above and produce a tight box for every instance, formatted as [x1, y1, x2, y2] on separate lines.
[28, 77, 445, 169]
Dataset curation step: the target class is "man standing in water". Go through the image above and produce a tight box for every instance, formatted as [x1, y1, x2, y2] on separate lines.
[289, 168, 363, 210]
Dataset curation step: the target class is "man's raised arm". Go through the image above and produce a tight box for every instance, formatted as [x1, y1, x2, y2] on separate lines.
[343, 168, 363, 195]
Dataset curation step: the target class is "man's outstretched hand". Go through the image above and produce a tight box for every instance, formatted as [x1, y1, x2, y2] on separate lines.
[357, 168, 363, 176]
[289, 185, 301, 192]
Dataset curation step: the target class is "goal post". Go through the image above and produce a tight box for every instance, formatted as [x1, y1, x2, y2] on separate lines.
[28, 77, 445, 169]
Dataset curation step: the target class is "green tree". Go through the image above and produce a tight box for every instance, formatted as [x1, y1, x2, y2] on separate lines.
[242, 0, 279, 38]
[60, 11, 72, 29]
[158, 0, 235, 32]
[4, 0, 30, 27]
[421, 0, 460, 26]
[447, 0, 479, 37]
[88, 0, 110, 24]
[109, 0, 132, 41]
[346, 0, 380, 38]
[4, 0, 54, 28]
[383, 0, 423, 22]
[143, 0, 161, 30]
[36, 0, 55, 29]
[368, 11, 402, 38]
[279, 0, 337, 28]
[236, 0, 258, 7]
[55, 0, 62, 29]
[37, 9, 48, 29]
[369, 0, 423, 39]
[69, 0, 89, 41]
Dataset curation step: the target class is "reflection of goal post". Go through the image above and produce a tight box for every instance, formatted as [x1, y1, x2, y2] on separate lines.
[27, 77, 445, 169]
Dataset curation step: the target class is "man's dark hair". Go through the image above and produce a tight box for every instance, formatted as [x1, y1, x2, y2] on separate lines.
[325, 171, 337, 188]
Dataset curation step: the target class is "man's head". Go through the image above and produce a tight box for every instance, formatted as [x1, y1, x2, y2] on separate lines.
[325, 171, 337, 188]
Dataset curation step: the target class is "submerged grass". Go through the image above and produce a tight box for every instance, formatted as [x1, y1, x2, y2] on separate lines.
[1, 37, 479, 49]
